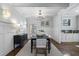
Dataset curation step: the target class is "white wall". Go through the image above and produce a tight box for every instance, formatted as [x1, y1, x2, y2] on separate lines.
[51, 11, 79, 43]
[76, 15, 79, 30]
[50, 4, 79, 43]
[10, 7, 27, 34]
[0, 21, 16, 56]
[61, 13, 79, 42]
[0, 6, 26, 55]
[49, 13, 62, 43]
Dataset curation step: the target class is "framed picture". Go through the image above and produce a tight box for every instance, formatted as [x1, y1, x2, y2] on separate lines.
[63, 19, 70, 26]
[41, 21, 49, 27]
[46, 21, 49, 26]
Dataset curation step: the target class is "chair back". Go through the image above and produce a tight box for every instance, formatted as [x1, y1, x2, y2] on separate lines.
[36, 39, 47, 48]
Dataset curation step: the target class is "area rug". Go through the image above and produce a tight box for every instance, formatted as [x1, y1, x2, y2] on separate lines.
[16, 40, 63, 56]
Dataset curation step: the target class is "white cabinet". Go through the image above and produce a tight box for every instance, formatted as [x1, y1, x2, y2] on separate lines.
[0, 22, 15, 56]
[0, 34, 4, 55]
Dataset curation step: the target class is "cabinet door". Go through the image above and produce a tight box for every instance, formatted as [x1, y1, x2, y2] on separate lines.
[0, 34, 4, 55]
[0, 23, 15, 55]
[0, 23, 5, 55]
[4, 32, 13, 55]
[0, 23, 4, 34]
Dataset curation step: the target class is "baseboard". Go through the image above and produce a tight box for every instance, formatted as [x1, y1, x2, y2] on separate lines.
[61, 42, 79, 45]
[50, 38, 60, 45]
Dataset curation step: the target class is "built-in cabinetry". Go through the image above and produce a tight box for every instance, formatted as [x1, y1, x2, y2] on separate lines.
[14, 34, 27, 48]
[61, 30, 79, 33]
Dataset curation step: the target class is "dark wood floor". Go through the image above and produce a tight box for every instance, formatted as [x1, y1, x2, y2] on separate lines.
[6, 40, 28, 56]
[6, 47, 22, 56]
[51, 39, 79, 56]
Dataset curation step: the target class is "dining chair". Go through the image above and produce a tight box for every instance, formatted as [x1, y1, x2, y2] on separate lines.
[35, 38, 47, 56]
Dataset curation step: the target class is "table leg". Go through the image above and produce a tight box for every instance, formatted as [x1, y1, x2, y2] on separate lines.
[31, 39, 33, 53]
[48, 39, 51, 53]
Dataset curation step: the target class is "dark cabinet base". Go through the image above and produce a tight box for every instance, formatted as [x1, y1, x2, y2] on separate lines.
[14, 34, 27, 48]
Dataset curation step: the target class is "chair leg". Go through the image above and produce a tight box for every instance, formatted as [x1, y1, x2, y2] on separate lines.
[31, 40, 33, 53]
[35, 48, 37, 56]
[45, 49, 47, 56]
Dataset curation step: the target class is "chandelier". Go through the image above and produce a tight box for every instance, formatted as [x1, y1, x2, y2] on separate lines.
[37, 10, 45, 19]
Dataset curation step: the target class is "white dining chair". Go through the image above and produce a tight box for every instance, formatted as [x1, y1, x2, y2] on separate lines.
[35, 39, 47, 56]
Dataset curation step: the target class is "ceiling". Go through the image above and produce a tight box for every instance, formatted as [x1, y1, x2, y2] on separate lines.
[10, 3, 69, 17]
[0, 3, 69, 17]
[0, 3, 69, 7]
[14, 7, 64, 17]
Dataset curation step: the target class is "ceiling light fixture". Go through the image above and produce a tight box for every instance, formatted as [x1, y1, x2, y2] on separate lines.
[2, 7, 11, 19]
[37, 10, 45, 19]
[38, 10, 42, 15]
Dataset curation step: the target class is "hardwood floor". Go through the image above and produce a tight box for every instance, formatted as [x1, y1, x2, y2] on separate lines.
[6, 47, 22, 56]
[51, 39, 79, 56]
[6, 40, 28, 56]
